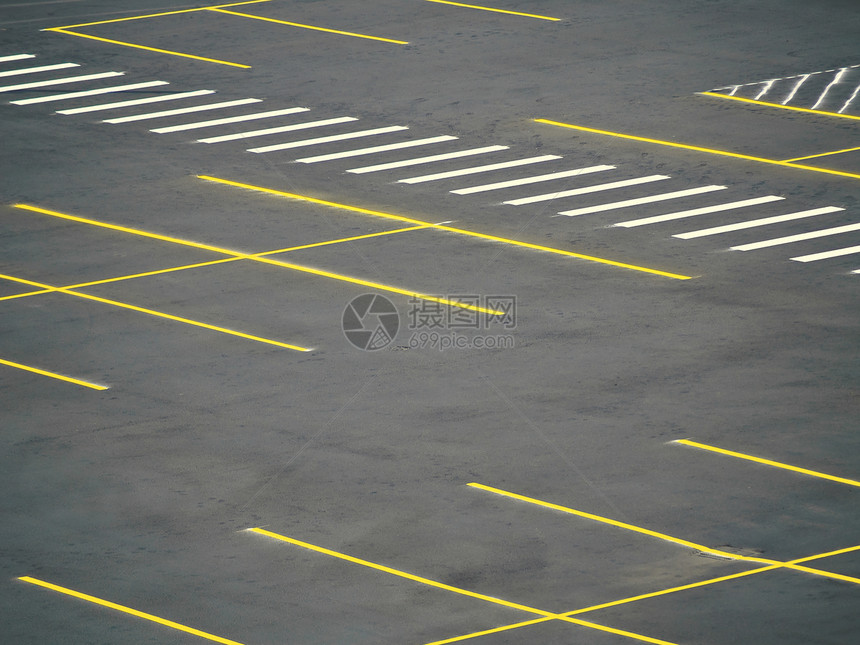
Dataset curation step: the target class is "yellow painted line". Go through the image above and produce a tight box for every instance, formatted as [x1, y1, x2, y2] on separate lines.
[0, 357, 108, 390]
[197, 175, 694, 280]
[699, 91, 860, 122]
[0, 271, 311, 352]
[247, 528, 678, 645]
[674, 439, 860, 487]
[783, 146, 860, 163]
[13, 204, 495, 315]
[269, 225, 433, 252]
[45, 29, 251, 69]
[424, 0, 561, 21]
[209, 8, 409, 44]
[18, 577, 244, 645]
[49, 0, 271, 29]
[535, 118, 860, 181]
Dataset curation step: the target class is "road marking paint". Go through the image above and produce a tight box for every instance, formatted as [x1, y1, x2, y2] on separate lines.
[673, 439, 860, 487]
[535, 118, 860, 181]
[13, 81, 171, 106]
[198, 175, 694, 280]
[558, 185, 727, 216]
[781, 73, 811, 104]
[103, 98, 261, 124]
[0, 71, 124, 93]
[197, 116, 357, 143]
[346, 145, 508, 174]
[46, 0, 272, 29]
[248, 125, 409, 153]
[150, 106, 310, 133]
[791, 244, 860, 262]
[730, 222, 860, 251]
[0, 358, 108, 390]
[18, 577, 244, 644]
[673, 206, 844, 239]
[0, 62, 79, 78]
[615, 195, 785, 228]
[247, 528, 678, 645]
[424, 0, 561, 21]
[783, 146, 860, 163]
[449, 163, 612, 193]
[699, 91, 860, 122]
[753, 79, 775, 101]
[811, 67, 848, 110]
[56, 89, 215, 114]
[0, 54, 36, 63]
[838, 82, 860, 114]
[209, 8, 409, 44]
[296, 135, 458, 163]
[503, 174, 671, 206]
[401, 155, 564, 185]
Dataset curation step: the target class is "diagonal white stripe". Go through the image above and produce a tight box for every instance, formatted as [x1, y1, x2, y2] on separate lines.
[103, 98, 261, 123]
[13, 81, 170, 106]
[450, 164, 614, 193]
[615, 196, 786, 228]
[0, 62, 79, 78]
[401, 155, 563, 185]
[791, 245, 860, 262]
[296, 135, 458, 163]
[0, 71, 124, 93]
[347, 145, 509, 174]
[248, 126, 409, 153]
[673, 207, 844, 239]
[558, 186, 727, 216]
[198, 117, 358, 143]
[151, 107, 311, 133]
[0, 54, 36, 63]
[57, 89, 215, 114]
[505, 175, 670, 206]
[731, 222, 860, 251]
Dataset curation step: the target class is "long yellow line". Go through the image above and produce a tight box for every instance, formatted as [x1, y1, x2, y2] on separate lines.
[0, 357, 108, 390]
[197, 175, 693, 280]
[535, 118, 860, 181]
[247, 528, 678, 645]
[424, 0, 561, 21]
[49, 0, 271, 29]
[675, 439, 860, 487]
[209, 8, 409, 44]
[783, 146, 860, 163]
[18, 577, 244, 645]
[699, 91, 860, 122]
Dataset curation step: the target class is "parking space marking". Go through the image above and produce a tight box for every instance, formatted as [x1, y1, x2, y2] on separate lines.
[0, 53, 35, 63]
[447, 163, 610, 193]
[673, 206, 845, 239]
[15, 81, 172, 107]
[783, 146, 860, 163]
[197, 116, 357, 144]
[615, 196, 786, 228]
[247, 528, 678, 645]
[502, 174, 671, 206]
[56, 89, 215, 115]
[0, 357, 108, 390]
[150, 106, 309, 134]
[424, 0, 562, 22]
[346, 145, 510, 174]
[729, 222, 860, 251]
[699, 91, 860, 122]
[102, 98, 262, 124]
[198, 175, 695, 279]
[673, 439, 860, 487]
[296, 135, 459, 163]
[0, 62, 79, 77]
[248, 125, 409, 153]
[18, 577, 244, 645]
[401, 155, 565, 185]
[791, 244, 860, 263]
[0, 71, 124, 93]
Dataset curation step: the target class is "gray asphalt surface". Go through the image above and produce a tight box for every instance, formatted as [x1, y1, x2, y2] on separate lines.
[1, 1, 858, 644]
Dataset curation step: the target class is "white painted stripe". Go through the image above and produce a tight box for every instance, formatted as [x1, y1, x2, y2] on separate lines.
[753, 79, 775, 101]
[614, 196, 786, 228]
[0, 54, 36, 63]
[791, 245, 860, 263]
[450, 164, 614, 194]
[559, 185, 727, 216]
[12, 81, 170, 106]
[347, 145, 509, 174]
[401, 155, 563, 185]
[838, 83, 860, 114]
[103, 98, 261, 124]
[811, 67, 847, 110]
[782, 74, 810, 105]
[731, 223, 860, 251]
[197, 117, 358, 143]
[0, 62, 79, 78]
[56, 89, 214, 114]
[0, 71, 124, 93]
[151, 107, 310, 133]
[673, 206, 844, 239]
[504, 175, 670, 206]
[296, 135, 458, 163]
[248, 126, 409, 154]
[851, 269, 860, 274]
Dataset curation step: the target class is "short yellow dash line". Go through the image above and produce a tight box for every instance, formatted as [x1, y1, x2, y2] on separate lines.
[425, 0, 561, 21]
[209, 8, 409, 44]
[674, 439, 860, 487]
[535, 118, 860, 181]
[699, 91, 860, 122]
[783, 146, 860, 163]
[0, 358, 108, 390]
[18, 577, 244, 645]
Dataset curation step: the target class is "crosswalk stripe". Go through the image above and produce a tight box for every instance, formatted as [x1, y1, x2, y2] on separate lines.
[400, 155, 563, 185]
[673, 206, 845, 239]
[450, 163, 613, 193]
[295, 135, 458, 163]
[0, 54, 36, 63]
[559, 185, 728, 216]
[504, 175, 670, 206]
[248, 126, 409, 153]
[57, 89, 215, 114]
[0, 62, 79, 78]
[731, 222, 860, 251]
[151, 107, 311, 134]
[198, 117, 358, 143]
[0, 71, 124, 93]
[13, 81, 171, 106]
[346, 145, 509, 174]
[614, 196, 785, 228]
[791, 245, 860, 262]
[102, 98, 261, 124]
